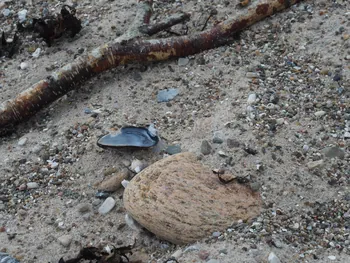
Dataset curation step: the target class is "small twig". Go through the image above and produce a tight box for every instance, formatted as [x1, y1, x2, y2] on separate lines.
[201, 9, 218, 31]
[140, 13, 190, 36]
[0, 0, 305, 134]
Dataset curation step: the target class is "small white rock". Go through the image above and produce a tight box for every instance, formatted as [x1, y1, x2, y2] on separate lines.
[121, 179, 129, 188]
[171, 249, 183, 259]
[314, 111, 326, 117]
[32, 48, 41, 58]
[268, 252, 281, 263]
[18, 9, 28, 23]
[328, 255, 336, 261]
[276, 118, 284, 125]
[306, 159, 324, 170]
[27, 182, 39, 189]
[57, 235, 72, 247]
[20, 62, 29, 70]
[130, 159, 146, 173]
[98, 197, 116, 214]
[18, 137, 28, 146]
[247, 93, 257, 104]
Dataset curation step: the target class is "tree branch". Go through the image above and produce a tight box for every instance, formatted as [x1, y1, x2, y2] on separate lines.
[0, 0, 304, 135]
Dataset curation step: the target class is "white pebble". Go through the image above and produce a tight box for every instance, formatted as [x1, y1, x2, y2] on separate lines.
[276, 118, 284, 125]
[268, 252, 281, 263]
[20, 62, 29, 70]
[306, 159, 324, 170]
[247, 93, 257, 104]
[27, 182, 39, 189]
[18, 137, 28, 146]
[328, 255, 336, 261]
[314, 111, 326, 117]
[171, 249, 183, 259]
[32, 48, 41, 58]
[57, 235, 72, 247]
[18, 9, 27, 23]
[98, 197, 116, 214]
[121, 179, 129, 188]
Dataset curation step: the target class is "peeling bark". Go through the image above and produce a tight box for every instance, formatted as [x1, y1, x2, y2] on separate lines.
[0, 0, 304, 135]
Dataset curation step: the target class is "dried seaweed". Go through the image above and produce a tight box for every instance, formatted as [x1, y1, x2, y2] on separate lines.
[0, 32, 19, 58]
[17, 5, 81, 46]
[59, 245, 133, 263]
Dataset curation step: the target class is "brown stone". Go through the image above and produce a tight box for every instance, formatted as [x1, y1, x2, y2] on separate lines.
[123, 152, 262, 244]
[98, 169, 129, 192]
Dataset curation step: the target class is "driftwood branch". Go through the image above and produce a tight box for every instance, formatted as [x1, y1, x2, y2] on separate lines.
[0, 0, 304, 135]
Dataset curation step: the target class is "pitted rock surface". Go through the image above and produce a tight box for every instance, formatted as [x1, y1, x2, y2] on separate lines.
[123, 152, 262, 244]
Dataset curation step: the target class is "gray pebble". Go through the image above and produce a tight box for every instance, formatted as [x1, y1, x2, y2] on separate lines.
[212, 132, 224, 144]
[57, 235, 72, 247]
[268, 252, 281, 263]
[18, 137, 28, 146]
[178, 57, 189, 66]
[26, 182, 39, 189]
[200, 140, 212, 155]
[166, 145, 182, 155]
[323, 146, 345, 159]
[77, 203, 91, 214]
[98, 197, 116, 214]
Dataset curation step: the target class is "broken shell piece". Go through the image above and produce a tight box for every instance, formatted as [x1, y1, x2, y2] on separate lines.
[97, 126, 159, 148]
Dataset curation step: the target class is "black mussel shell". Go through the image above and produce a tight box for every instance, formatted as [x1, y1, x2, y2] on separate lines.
[97, 126, 159, 148]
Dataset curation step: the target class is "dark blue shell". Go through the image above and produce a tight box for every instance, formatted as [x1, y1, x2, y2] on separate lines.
[97, 126, 159, 148]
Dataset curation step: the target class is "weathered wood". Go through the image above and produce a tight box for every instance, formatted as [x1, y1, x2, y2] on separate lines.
[0, 0, 304, 135]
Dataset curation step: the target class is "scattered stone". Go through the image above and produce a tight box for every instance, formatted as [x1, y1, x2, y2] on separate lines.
[98, 197, 116, 215]
[130, 159, 147, 173]
[328, 255, 336, 261]
[276, 118, 284, 125]
[157, 88, 179, 102]
[77, 203, 91, 214]
[306, 159, 324, 170]
[323, 146, 345, 159]
[198, 250, 210, 260]
[165, 145, 182, 155]
[57, 235, 72, 248]
[227, 138, 240, 148]
[20, 62, 28, 70]
[200, 140, 212, 155]
[206, 260, 220, 263]
[212, 132, 224, 144]
[178, 57, 189, 66]
[171, 249, 183, 259]
[124, 152, 262, 244]
[218, 150, 227, 157]
[212, 231, 221, 237]
[314, 111, 326, 117]
[18, 137, 27, 146]
[247, 93, 257, 104]
[32, 48, 41, 58]
[133, 72, 142, 81]
[268, 252, 281, 263]
[246, 72, 259, 78]
[26, 182, 39, 189]
[183, 245, 200, 253]
[98, 170, 129, 192]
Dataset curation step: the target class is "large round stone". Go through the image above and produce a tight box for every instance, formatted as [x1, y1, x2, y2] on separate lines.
[123, 152, 262, 244]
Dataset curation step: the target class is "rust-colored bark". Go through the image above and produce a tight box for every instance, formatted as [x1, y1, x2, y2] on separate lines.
[0, 0, 304, 135]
